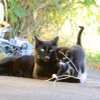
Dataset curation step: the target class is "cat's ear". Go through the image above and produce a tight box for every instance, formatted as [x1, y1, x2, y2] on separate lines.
[52, 36, 59, 46]
[34, 36, 42, 46]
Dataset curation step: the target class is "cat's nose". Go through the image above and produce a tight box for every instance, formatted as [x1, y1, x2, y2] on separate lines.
[44, 56, 50, 59]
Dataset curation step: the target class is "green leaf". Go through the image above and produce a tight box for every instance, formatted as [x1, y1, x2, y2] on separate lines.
[8, 0, 15, 5]
[87, 10, 93, 18]
[8, 9, 17, 26]
[87, 12, 90, 18]
[83, 0, 97, 6]
[34, 0, 37, 4]
[28, 2, 34, 10]
[13, 7, 26, 18]
[54, 0, 61, 10]
[89, 10, 93, 15]
[11, 13, 17, 22]
[8, 0, 16, 7]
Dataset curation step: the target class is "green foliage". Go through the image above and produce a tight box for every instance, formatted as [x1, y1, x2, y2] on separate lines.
[8, 0, 20, 7]
[13, 7, 26, 18]
[8, 9, 17, 23]
[6, 0, 26, 27]
[1, 0, 100, 68]
[86, 49, 100, 69]
[33, 0, 37, 4]
[1, 0, 98, 38]
[83, 0, 97, 6]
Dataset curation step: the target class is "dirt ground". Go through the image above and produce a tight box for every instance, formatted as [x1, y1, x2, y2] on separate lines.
[0, 68, 100, 100]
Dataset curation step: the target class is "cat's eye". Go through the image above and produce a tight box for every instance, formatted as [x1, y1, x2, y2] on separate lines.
[40, 48, 44, 51]
[49, 49, 53, 52]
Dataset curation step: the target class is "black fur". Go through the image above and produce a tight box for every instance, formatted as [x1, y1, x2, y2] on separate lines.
[76, 26, 84, 46]
[0, 27, 86, 83]
[0, 36, 59, 79]
[52, 26, 86, 83]
[33, 36, 59, 80]
[0, 55, 34, 78]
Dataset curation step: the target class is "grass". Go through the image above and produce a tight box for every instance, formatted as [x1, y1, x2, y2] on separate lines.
[0, 53, 9, 59]
[82, 34, 100, 70]
[85, 50, 100, 70]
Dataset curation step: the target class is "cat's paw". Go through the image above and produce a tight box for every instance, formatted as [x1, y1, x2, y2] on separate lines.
[80, 72, 87, 83]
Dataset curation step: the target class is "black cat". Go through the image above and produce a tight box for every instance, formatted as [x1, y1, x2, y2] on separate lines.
[0, 36, 59, 79]
[0, 27, 86, 83]
[0, 55, 34, 77]
[33, 36, 59, 80]
[52, 26, 87, 83]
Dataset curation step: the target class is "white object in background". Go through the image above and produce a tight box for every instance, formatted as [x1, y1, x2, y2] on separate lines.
[0, 2, 4, 38]
[0, 2, 4, 23]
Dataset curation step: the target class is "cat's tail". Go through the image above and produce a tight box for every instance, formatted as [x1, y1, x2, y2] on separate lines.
[76, 26, 84, 46]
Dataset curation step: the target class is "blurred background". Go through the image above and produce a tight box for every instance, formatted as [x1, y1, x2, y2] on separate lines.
[0, 0, 100, 69]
